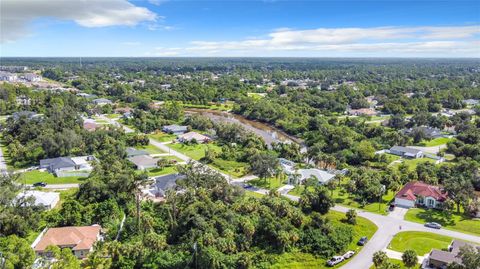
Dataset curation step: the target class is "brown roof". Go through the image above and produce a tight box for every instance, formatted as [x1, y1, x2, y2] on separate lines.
[429, 249, 459, 264]
[34, 225, 101, 252]
[395, 181, 447, 202]
[83, 122, 98, 131]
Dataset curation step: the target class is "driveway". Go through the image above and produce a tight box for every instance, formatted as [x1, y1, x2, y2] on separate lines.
[389, 206, 409, 220]
[0, 144, 7, 171]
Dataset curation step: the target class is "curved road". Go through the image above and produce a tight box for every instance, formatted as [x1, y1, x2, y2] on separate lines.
[135, 123, 480, 269]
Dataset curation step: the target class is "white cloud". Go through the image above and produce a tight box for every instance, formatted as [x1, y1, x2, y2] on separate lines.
[1, 0, 158, 43]
[182, 25, 480, 57]
[148, 0, 168, 6]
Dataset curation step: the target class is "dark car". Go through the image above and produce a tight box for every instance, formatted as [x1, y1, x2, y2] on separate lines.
[357, 236, 368, 246]
[389, 203, 395, 211]
[243, 183, 253, 189]
[424, 222, 442, 229]
[33, 182, 47, 187]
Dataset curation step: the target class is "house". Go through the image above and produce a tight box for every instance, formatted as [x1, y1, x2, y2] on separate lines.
[347, 108, 378, 116]
[83, 121, 99, 131]
[32, 225, 102, 259]
[296, 169, 336, 184]
[279, 158, 296, 175]
[128, 155, 158, 170]
[23, 73, 42, 82]
[114, 107, 132, 115]
[403, 126, 443, 139]
[162, 124, 188, 135]
[152, 173, 185, 197]
[394, 181, 447, 208]
[92, 98, 112, 106]
[76, 93, 95, 98]
[389, 146, 423, 159]
[16, 190, 60, 210]
[0, 71, 18, 82]
[426, 240, 479, 268]
[177, 131, 210, 143]
[126, 147, 148, 158]
[12, 111, 41, 121]
[463, 99, 479, 106]
[39, 156, 95, 175]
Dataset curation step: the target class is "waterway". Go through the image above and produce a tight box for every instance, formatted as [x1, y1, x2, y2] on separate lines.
[185, 108, 303, 146]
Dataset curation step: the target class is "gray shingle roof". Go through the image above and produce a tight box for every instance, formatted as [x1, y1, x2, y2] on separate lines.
[40, 157, 75, 170]
[390, 146, 422, 155]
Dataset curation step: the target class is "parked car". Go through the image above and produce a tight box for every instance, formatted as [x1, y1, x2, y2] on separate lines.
[33, 182, 47, 187]
[425, 222, 442, 229]
[343, 250, 355, 259]
[326, 256, 344, 266]
[243, 183, 253, 189]
[388, 203, 395, 211]
[357, 236, 368, 246]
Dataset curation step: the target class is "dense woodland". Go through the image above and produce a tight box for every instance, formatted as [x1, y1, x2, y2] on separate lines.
[0, 58, 479, 269]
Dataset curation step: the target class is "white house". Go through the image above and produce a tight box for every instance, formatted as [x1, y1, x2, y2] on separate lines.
[16, 191, 60, 210]
[394, 181, 447, 208]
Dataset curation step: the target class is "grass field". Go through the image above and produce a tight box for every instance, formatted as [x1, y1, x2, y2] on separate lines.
[105, 113, 121, 119]
[18, 171, 87, 184]
[388, 231, 455, 255]
[210, 158, 248, 178]
[168, 143, 222, 160]
[271, 211, 378, 269]
[249, 176, 287, 190]
[419, 137, 453, 147]
[136, 143, 166, 154]
[405, 208, 480, 236]
[145, 166, 178, 177]
[182, 102, 234, 111]
[148, 132, 177, 142]
[392, 158, 436, 171]
[289, 185, 395, 215]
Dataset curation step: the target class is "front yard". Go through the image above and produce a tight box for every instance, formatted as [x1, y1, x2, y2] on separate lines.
[18, 171, 87, 184]
[289, 185, 396, 215]
[168, 143, 222, 160]
[388, 231, 456, 255]
[135, 143, 166, 154]
[148, 132, 177, 143]
[248, 176, 287, 190]
[405, 208, 480, 236]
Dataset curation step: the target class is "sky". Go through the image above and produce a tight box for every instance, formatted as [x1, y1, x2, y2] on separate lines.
[0, 0, 479, 57]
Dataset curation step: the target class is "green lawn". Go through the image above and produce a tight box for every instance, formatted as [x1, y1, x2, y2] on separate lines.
[148, 132, 177, 142]
[272, 210, 378, 269]
[388, 231, 455, 255]
[160, 155, 184, 162]
[210, 159, 248, 178]
[289, 185, 395, 215]
[145, 166, 178, 177]
[136, 143, 166, 154]
[245, 190, 265, 199]
[105, 113, 121, 119]
[392, 158, 436, 171]
[168, 143, 221, 160]
[249, 176, 287, 190]
[418, 137, 453, 147]
[181, 102, 234, 111]
[405, 208, 480, 236]
[18, 171, 87, 184]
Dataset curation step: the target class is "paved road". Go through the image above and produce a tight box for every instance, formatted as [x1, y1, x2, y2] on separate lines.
[98, 115, 135, 133]
[28, 183, 79, 189]
[138, 124, 480, 269]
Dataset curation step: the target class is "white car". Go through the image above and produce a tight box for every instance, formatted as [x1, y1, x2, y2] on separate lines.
[343, 250, 355, 259]
[327, 256, 344, 266]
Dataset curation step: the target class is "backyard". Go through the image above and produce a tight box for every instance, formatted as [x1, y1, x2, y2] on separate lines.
[168, 142, 222, 160]
[391, 157, 437, 171]
[418, 137, 453, 147]
[388, 231, 456, 255]
[18, 170, 87, 184]
[405, 208, 480, 236]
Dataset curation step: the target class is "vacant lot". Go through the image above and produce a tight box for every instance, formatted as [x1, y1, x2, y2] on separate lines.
[405, 208, 480, 236]
[388, 231, 455, 255]
[19, 171, 87, 184]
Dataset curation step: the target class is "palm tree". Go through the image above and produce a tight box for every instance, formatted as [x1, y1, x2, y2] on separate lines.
[129, 173, 149, 231]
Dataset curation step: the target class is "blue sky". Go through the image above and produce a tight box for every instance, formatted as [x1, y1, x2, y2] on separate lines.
[1, 0, 479, 57]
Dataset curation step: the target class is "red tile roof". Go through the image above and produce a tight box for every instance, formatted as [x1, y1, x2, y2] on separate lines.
[34, 225, 101, 252]
[395, 181, 447, 202]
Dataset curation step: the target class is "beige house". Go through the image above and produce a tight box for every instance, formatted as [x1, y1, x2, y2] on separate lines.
[32, 225, 102, 259]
